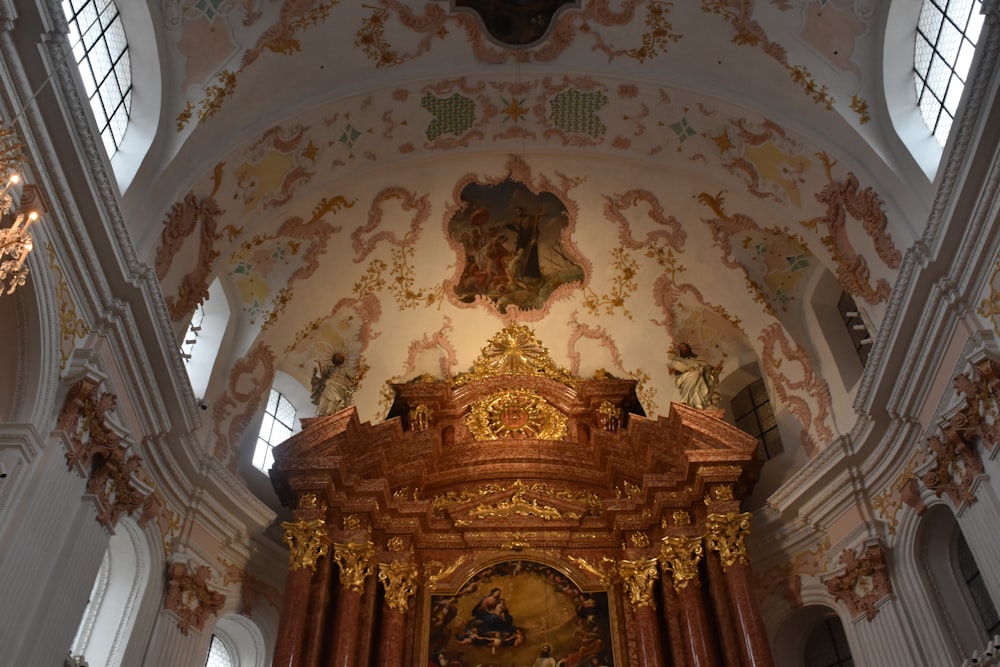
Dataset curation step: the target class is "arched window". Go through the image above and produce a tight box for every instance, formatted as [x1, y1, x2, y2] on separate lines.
[253, 388, 296, 473]
[209, 614, 268, 667]
[732, 378, 783, 460]
[914, 0, 985, 145]
[205, 634, 235, 667]
[803, 612, 855, 666]
[62, 0, 133, 156]
[957, 530, 1000, 638]
[69, 518, 151, 667]
[919, 505, 1000, 657]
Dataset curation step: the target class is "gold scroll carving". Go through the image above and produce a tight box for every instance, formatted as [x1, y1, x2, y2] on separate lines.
[282, 518, 331, 571]
[424, 555, 469, 591]
[466, 388, 568, 441]
[333, 541, 375, 593]
[705, 511, 752, 571]
[378, 561, 419, 612]
[431, 480, 601, 517]
[619, 557, 660, 609]
[469, 483, 578, 521]
[660, 535, 704, 589]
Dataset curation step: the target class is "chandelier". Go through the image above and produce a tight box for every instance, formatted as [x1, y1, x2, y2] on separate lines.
[0, 121, 40, 296]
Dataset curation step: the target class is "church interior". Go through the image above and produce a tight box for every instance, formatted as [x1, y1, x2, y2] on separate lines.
[1, 0, 999, 665]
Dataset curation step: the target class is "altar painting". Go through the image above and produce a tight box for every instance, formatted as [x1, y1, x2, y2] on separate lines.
[428, 560, 614, 667]
[449, 179, 584, 314]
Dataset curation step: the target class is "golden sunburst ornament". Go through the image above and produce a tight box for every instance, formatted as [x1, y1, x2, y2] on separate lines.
[466, 389, 567, 441]
[454, 323, 575, 387]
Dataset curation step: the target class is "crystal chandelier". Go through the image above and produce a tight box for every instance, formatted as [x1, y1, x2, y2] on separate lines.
[0, 121, 40, 296]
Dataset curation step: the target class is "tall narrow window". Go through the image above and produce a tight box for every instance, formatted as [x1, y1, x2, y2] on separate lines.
[180, 302, 205, 364]
[958, 531, 1000, 638]
[183, 279, 230, 401]
[62, 0, 133, 156]
[838, 292, 872, 367]
[732, 379, 783, 460]
[253, 388, 296, 472]
[914, 0, 984, 145]
[803, 613, 854, 667]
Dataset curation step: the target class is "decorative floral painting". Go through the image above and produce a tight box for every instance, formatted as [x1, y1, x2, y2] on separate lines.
[449, 179, 585, 314]
[428, 560, 614, 667]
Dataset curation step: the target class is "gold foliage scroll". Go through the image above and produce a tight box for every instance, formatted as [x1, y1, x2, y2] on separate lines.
[282, 518, 331, 572]
[333, 541, 375, 593]
[378, 561, 419, 611]
[618, 557, 660, 610]
[660, 535, 704, 589]
[705, 511, 752, 571]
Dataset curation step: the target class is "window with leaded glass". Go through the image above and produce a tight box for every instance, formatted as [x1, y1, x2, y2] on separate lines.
[731, 379, 783, 460]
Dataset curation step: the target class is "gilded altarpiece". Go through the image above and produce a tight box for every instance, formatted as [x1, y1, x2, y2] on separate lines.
[269, 325, 770, 667]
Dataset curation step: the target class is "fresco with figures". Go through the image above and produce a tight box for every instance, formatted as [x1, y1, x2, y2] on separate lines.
[429, 560, 613, 667]
[449, 178, 584, 314]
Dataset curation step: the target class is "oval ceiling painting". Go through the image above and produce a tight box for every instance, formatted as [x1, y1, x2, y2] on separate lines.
[449, 177, 585, 314]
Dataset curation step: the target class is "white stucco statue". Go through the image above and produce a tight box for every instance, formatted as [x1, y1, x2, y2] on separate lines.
[310, 352, 357, 416]
[668, 342, 721, 410]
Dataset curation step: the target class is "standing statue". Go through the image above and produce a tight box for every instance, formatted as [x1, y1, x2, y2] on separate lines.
[310, 352, 357, 416]
[668, 342, 722, 409]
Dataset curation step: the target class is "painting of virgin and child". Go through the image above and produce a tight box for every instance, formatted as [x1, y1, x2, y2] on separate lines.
[448, 179, 585, 314]
[428, 560, 614, 667]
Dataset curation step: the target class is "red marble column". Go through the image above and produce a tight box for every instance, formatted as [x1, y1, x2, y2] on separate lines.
[619, 557, 666, 667]
[375, 561, 418, 666]
[329, 587, 364, 667]
[303, 551, 333, 667]
[723, 560, 774, 667]
[706, 513, 774, 667]
[676, 582, 720, 667]
[661, 535, 719, 667]
[274, 518, 331, 667]
[704, 546, 742, 667]
[634, 604, 668, 667]
[659, 576, 688, 667]
[329, 542, 375, 667]
[274, 567, 313, 667]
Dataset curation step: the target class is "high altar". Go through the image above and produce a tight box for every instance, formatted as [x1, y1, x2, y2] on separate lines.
[269, 325, 772, 667]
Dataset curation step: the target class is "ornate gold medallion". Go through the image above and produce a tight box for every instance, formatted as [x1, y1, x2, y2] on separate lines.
[467, 388, 567, 440]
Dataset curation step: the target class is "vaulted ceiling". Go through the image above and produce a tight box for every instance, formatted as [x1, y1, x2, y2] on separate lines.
[124, 0, 934, 490]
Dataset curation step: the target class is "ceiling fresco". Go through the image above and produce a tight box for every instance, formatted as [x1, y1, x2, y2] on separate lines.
[134, 0, 924, 479]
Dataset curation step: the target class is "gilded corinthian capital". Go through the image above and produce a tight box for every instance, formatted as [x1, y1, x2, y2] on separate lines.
[705, 511, 752, 571]
[660, 535, 704, 588]
[333, 541, 375, 593]
[378, 561, 419, 611]
[618, 557, 660, 609]
[281, 518, 331, 571]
